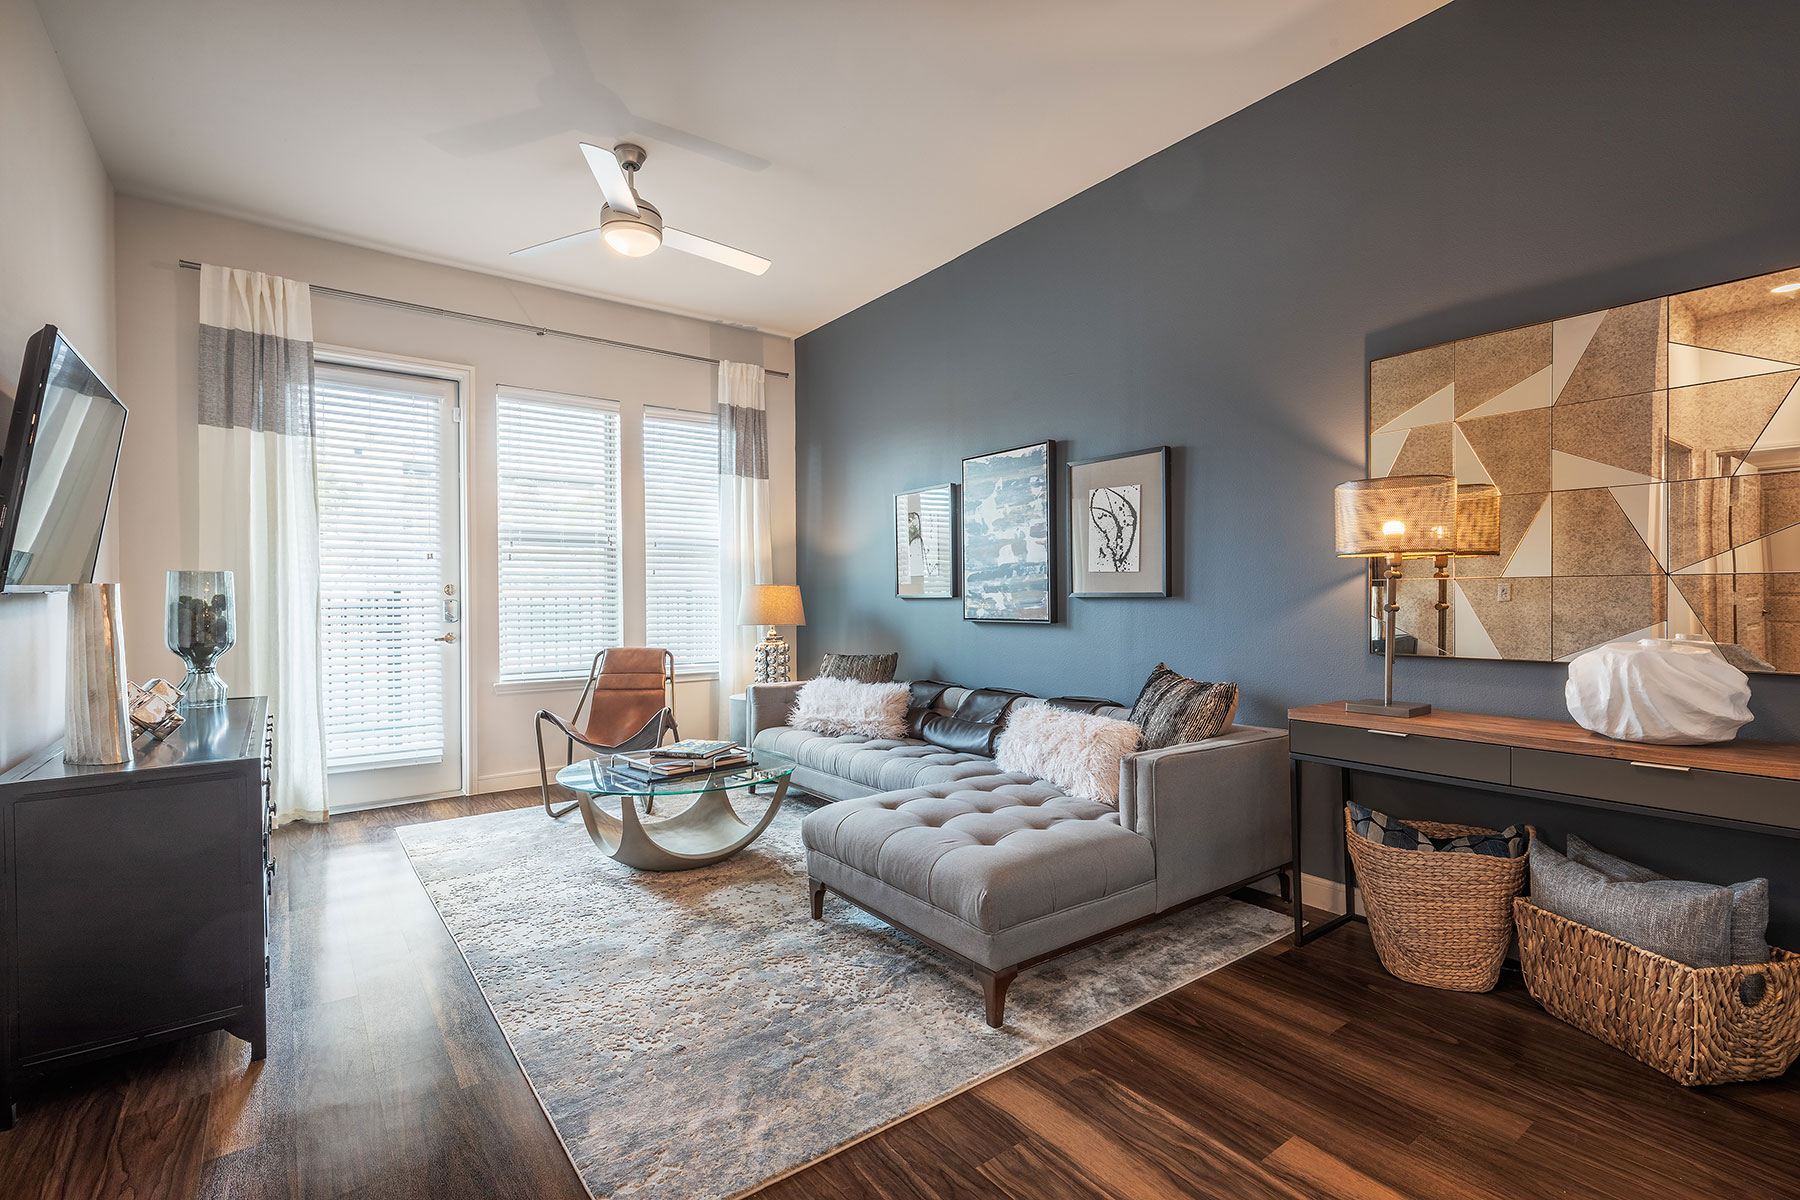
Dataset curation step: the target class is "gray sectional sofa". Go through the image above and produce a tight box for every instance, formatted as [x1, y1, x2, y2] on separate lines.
[747, 682, 1292, 1026]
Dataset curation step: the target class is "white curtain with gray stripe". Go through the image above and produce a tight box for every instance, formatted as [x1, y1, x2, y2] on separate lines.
[198, 265, 329, 823]
[718, 362, 773, 728]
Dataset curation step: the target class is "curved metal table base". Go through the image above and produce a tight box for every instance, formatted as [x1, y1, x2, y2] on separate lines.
[573, 777, 790, 870]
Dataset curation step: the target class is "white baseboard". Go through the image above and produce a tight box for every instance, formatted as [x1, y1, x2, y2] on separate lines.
[474, 768, 544, 796]
[1248, 870, 1364, 917]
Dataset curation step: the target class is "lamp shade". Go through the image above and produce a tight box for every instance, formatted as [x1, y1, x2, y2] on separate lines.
[1451, 483, 1502, 557]
[1333, 475, 1456, 557]
[740, 584, 805, 627]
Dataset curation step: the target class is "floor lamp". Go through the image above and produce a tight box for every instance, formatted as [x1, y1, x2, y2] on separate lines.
[1334, 474, 1457, 718]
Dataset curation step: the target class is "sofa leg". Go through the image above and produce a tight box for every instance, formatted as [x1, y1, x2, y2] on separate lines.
[977, 967, 1018, 1028]
[809, 879, 826, 920]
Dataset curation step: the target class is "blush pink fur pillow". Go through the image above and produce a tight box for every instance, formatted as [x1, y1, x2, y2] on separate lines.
[995, 703, 1141, 807]
[790, 677, 910, 739]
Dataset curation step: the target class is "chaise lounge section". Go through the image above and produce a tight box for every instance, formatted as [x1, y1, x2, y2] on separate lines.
[748, 682, 1292, 1025]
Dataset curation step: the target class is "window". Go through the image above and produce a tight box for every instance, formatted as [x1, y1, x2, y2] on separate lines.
[496, 389, 622, 681]
[643, 407, 721, 673]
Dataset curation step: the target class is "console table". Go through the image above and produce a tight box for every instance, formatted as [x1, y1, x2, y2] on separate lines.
[1288, 702, 1800, 946]
[0, 697, 273, 1127]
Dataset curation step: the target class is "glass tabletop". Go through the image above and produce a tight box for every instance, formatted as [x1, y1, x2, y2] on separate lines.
[554, 750, 796, 798]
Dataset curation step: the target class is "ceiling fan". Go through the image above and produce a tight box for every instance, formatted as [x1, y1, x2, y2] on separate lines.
[512, 143, 771, 276]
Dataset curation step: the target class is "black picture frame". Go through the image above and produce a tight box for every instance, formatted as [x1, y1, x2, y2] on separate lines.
[1068, 446, 1170, 598]
[961, 440, 1055, 623]
[895, 483, 957, 598]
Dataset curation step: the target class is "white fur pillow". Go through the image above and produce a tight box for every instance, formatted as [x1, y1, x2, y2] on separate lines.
[995, 703, 1141, 807]
[790, 677, 910, 739]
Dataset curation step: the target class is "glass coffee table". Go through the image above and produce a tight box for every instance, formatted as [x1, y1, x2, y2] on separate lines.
[552, 750, 797, 871]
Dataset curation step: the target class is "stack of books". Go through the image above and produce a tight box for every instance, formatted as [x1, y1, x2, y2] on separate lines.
[608, 740, 752, 782]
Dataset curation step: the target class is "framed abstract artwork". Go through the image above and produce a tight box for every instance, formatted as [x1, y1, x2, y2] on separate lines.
[961, 441, 1054, 622]
[1069, 446, 1170, 597]
[895, 484, 956, 597]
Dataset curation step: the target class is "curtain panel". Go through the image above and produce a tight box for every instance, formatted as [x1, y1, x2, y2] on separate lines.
[717, 362, 772, 730]
[197, 264, 329, 823]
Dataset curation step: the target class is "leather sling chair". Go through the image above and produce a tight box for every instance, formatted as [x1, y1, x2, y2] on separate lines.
[535, 647, 679, 818]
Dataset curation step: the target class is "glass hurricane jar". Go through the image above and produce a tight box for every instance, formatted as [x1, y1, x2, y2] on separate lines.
[165, 570, 236, 708]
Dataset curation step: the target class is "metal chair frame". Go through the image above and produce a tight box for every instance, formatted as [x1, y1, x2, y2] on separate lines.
[535, 648, 679, 819]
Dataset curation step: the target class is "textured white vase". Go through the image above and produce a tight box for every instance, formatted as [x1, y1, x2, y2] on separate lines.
[1564, 637, 1752, 745]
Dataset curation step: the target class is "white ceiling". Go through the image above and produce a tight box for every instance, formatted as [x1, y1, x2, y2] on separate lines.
[38, 0, 1445, 336]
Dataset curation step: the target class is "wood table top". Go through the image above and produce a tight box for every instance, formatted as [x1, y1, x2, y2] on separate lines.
[1288, 701, 1800, 781]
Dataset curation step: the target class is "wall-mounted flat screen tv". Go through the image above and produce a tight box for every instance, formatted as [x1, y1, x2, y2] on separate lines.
[0, 325, 128, 590]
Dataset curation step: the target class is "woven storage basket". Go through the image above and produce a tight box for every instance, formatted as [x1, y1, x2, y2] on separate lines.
[1343, 811, 1531, 992]
[1515, 898, 1800, 1086]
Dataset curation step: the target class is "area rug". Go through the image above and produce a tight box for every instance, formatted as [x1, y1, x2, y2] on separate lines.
[397, 797, 1289, 1200]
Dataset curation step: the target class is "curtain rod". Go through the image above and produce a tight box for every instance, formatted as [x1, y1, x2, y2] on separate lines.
[175, 260, 789, 379]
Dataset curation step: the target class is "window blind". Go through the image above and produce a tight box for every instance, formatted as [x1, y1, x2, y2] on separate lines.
[643, 407, 721, 672]
[496, 390, 623, 681]
[313, 367, 449, 769]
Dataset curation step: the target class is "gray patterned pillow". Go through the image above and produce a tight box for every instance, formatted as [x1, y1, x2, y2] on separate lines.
[818, 652, 899, 683]
[1127, 664, 1237, 749]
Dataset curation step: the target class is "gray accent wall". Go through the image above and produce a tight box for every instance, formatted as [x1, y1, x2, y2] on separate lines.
[794, 0, 1800, 943]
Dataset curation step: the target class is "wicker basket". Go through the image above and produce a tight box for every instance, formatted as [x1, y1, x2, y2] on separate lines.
[1515, 898, 1800, 1085]
[1344, 811, 1532, 992]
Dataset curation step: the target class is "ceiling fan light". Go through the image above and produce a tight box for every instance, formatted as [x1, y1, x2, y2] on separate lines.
[601, 200, 663, 257]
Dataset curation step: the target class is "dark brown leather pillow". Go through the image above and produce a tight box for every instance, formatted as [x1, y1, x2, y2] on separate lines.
[904, 679, 957, 739]
[918, 712, 1003, 756]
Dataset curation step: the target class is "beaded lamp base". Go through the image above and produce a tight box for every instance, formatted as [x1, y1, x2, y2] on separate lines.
[754, 632, 792, 683]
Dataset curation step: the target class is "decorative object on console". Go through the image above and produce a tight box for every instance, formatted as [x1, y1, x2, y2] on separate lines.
[1069, 446, 1170, 597]
[1345, 807, 1533, 992]
[895, 484, 955, 598]
[994, 703, 1140, 806]
[1564, 636, 1752, 744]
[1128, 663, 1237, 749]
[740, 583, 803, 683]
[1565, 834, 1770, 965]
[64, 582, 132, 765]
[788, 677, 910, 739]
[127, 678, 185, 739]
[1419, 482, 1501, 655]
[962, 441, 1053, 622]
[1334, 474, 1457, 717]
[818, 651, 899, 683]
[1366, 262, 1800, 672]
[166, 569, 236, 708]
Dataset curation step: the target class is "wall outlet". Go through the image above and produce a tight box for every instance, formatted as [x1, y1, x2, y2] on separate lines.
[1497, 581, 1512, 602]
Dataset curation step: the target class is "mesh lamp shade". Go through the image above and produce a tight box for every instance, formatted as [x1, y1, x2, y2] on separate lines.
[1333, 475, 1457, 558]
[1451, 483, 1502, 558]
[740, 584, 805, 627]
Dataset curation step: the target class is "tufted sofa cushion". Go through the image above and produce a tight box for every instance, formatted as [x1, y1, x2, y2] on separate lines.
[754, 727, 1001, 793]
[800, 775, 1154, 934]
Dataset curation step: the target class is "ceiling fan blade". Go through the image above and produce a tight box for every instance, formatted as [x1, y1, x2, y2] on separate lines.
[579, 143, 639, 217]
[510, 227, 603, 257]
[662, 227, 771, 276]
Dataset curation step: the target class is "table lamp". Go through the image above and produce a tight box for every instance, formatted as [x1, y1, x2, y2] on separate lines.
[1334, 474, 1457, 717]
[741, 584, 805, 683]
[1431, 483, 1502, 655]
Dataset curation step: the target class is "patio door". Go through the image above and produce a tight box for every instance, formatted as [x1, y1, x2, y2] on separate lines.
[313, 360, 465, 808]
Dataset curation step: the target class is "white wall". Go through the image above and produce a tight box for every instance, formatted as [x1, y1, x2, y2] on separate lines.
[0, 0, 115, 772]
[112, 196, 796, 797]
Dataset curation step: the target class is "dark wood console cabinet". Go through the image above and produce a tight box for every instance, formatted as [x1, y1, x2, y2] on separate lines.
[0, 696, 272, 1127]
[1288, 702, 1800, 946]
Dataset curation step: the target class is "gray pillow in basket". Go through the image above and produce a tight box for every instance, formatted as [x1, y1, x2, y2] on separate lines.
[1349, 802, 1527, 858]
[1529, 841, 1734, 968]
[1565, 835, 1771, 966]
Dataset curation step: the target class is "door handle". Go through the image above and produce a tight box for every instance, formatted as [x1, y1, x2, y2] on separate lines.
[434, 632, 457, 644]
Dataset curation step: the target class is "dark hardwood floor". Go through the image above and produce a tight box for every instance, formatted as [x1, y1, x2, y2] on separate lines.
[2, 790, 1794, 1199]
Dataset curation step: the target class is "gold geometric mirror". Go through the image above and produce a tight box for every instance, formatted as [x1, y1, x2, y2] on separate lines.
[1367, 263, 1800, 672]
